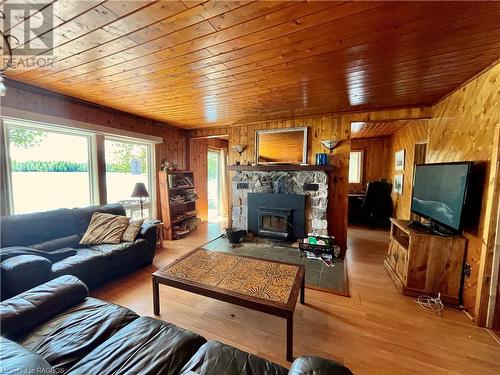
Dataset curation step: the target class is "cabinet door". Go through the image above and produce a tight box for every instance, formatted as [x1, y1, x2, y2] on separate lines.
[387, 240, 397, 269]
[395, 245, 408, 282]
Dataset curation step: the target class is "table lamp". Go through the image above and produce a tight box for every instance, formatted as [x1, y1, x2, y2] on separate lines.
[131, 182, 149, 218]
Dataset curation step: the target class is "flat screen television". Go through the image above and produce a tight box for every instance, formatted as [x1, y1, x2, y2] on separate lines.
[411, 162, 472, 234]
[256, 128, 307, 164]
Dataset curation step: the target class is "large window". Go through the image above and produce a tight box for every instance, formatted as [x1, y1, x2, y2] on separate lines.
[6, 124, 94, 214]
[105, 139, 153, 219]
[349, 150, 363, 184]
[2, 119, 156, 218]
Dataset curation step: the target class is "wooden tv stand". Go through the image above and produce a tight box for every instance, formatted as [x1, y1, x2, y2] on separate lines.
[384, 219, 467, 305]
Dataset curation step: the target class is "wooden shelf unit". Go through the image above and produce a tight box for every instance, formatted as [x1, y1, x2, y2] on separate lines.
[384, 219, 467, 305]
[159, 170, 199, 240]
[171, 212, 198, 225]
[169, 185, 194, 192]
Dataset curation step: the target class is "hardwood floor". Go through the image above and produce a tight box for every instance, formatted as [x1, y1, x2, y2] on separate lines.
[92, 223, 500, 374]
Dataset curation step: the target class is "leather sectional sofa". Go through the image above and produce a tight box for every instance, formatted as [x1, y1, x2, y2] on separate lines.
[0, 276, 353, 374]
[0, 204, 157, 300]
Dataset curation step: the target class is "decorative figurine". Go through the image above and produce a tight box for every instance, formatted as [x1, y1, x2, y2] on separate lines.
[161, 159, 177, 171]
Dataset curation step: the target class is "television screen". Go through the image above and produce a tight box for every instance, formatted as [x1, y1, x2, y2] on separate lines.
[411, 162, 472, 232]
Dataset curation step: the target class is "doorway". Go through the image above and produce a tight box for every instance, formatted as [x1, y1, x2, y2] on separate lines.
[189, 137, 228, 229]
[207, 149, 221, 220]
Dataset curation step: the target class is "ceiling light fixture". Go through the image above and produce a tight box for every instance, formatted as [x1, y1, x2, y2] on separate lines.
[351, 122, 364, 133]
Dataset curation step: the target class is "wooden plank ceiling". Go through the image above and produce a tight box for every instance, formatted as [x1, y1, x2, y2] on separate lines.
[3, 1, 500, 129]
[351, 120, 414, 139]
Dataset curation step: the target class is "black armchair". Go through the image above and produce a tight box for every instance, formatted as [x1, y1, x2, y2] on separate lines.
[362, 181, 393, 227]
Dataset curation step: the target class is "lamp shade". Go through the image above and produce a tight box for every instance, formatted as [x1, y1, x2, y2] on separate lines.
[131, 182, 149, 198]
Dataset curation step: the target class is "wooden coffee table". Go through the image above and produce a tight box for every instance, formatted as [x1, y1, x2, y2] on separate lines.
[152, 248, 305, 362]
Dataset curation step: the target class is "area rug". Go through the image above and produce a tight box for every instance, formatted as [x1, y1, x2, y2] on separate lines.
[201, 236, 348, 296]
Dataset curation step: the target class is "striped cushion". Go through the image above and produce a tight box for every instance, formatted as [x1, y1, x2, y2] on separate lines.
[79, 213, 129, 245]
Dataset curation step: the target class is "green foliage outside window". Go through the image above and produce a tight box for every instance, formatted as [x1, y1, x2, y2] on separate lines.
[8, 128, 147, 173]
[9, 128, 47, 148]
[207, 152, 218, 181]
[11, 161, 88, 172]
[106, 142, 147, 173]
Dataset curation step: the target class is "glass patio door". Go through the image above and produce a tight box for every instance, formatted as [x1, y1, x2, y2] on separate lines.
[207, 149, 220, 219]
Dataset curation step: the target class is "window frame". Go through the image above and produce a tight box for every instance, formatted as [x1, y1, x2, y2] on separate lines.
[4, 118, 99, 214]
[349, 149, 364, 184]
[2, 117, 157, 218]
[103, 136, 156, 219]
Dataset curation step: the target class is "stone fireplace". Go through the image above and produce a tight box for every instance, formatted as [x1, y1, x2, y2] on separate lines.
[231, 171, 329, 237]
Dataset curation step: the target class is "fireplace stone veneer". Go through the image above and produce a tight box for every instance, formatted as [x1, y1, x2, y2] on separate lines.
[231, 171, 328, 236]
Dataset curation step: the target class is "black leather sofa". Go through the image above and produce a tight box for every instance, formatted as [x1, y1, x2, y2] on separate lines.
[0, 204, 157, 300]
[0, 276, 353, 375]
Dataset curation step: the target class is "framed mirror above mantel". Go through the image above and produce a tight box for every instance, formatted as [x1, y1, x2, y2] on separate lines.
[255, 127, 308, 164]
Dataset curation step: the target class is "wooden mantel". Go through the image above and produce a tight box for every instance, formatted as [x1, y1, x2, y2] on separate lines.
[227, 165, 335, 172]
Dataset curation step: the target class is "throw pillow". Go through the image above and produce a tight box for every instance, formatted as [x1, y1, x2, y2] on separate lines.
[121, 219, 144, 242]
[79, 213, 129, 245]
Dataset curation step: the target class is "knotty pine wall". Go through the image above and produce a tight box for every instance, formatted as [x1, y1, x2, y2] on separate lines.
[188, 107, 431, 251]
[387, 63, 499, 324]
[426, 63, 500, 324]
[388, 121, 429, 219]
[349, 137, 391, 193]
[188, 138, 228, 221]
[1, 82, 188, 218]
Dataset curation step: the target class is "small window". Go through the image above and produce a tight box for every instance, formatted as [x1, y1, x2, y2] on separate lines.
[104, 139, 153, 219]
[349, 150, 363, 184]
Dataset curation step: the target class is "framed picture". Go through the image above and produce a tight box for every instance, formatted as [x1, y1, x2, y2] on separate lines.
[395, 149, 405, 171]
[393, 174, 403, 194]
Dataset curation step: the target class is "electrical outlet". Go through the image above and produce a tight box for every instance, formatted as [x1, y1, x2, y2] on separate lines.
[463, 263, 472, 278]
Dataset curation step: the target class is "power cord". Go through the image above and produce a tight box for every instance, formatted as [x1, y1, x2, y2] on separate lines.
[416, 293, 444, 316]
